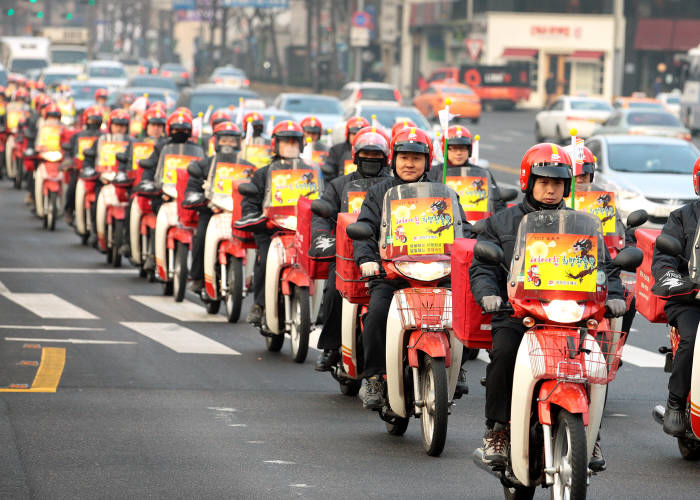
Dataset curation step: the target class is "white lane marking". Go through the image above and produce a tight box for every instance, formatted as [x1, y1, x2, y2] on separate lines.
[0, 280, 9, 294]
[208, 407, 237, 412]
[477, 350, 490, 364]
[4, 337, 136, 345]
[228, 424, 247, 427]
[264, 460, 296, 465]
[1, 293, 98, 319]
[290, 484, 315, 488]
[129, 295, 227, 322]
[621, 344, 666, 368]
[0, 268, 133, 274]
[0, 325, 105, 331]
[247, 441, 265, 444]
[608, 413, 628, 418]
[121, 322, 240, 355]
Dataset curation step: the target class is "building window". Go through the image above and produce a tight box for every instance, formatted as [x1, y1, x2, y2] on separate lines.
[573, 60, 603, 95]
[427, 32, 445, 62]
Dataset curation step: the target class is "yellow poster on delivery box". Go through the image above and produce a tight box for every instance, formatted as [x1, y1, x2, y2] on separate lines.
[524, 233, 598, 292]
[389, 197, 454, 255]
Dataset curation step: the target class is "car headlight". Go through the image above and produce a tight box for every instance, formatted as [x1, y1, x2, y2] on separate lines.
[542, 300, 586, 323]
[272, 214, 297, 231]
[395, 261, 451, 282]
[41, 151, 62, 163]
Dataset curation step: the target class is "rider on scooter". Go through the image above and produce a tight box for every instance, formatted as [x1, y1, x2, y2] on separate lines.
[240, 112, 267, 144]
[325, 116, 370, 181]
[469, 142, 626, 470]
[311, 126, 390, 372]
[184, 120, 253, 294]
[353, 127, 472, 410]
[235, 120, 306, 324]
[651, 156, 700, 437]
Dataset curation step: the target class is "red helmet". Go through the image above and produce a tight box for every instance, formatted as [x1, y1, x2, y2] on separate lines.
[83, 106, 103, 125]
[242, 111, 264, 134]
[391, 120, 417, 140]
[14, 88, 29, 102]
[345, 116, 371, 141]
[390, 127, 434, 175]
[213, 121, 241, 137]
[574, 145, 596, 181]
[166, 110, 193, 137]
[94, 88, 108, 101]
[210, 109, 230, 127]
[143, 107, 167, 133]
[107, 108, 130, 130]
[270, 120, 304, 156]
[173, 106, 193, 119]
[300, 116, 323, 135]
[42, 103, 61, 119]
[352, 126, 390, 163]
[148, 101, 167, 113]
[519, 143, 573, 197]
[35, 81, 46, 92]
[693, 157, 700, 196]
[442, 125, 473, 153]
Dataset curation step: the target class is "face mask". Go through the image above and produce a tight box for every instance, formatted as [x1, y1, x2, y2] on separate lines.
[278, 142, 300, 159]
[171, 131, 189, 143]
[357, 158, 385, 178]
[218, 145, 235, 154]
[87, 122, 100, 131]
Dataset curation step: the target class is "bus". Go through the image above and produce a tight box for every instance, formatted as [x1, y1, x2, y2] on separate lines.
[680, 44, 700, 133]
[0, 37, 50, 76]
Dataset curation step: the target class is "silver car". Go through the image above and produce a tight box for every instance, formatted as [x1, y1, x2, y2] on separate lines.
[592, 109, 691, 141]
[584, 135, 699, 225]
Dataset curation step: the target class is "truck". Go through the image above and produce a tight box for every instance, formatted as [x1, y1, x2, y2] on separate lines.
[0, 36, 50, 76]
[426, 63, 533, 110]
[40, 27, 89, 68]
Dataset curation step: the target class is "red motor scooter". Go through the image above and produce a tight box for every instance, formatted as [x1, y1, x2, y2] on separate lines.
[472, 210, 643, 499]
[5, 102, 29, 188]
[348, 182, 465, 456]
[36, 149, 64, 230]
[127, 140, 157, 276]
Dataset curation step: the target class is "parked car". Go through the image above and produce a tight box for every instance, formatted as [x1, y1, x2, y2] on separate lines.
[657, 91, 681, 119]
[85, 60, 128, 89]
[535, 96, 614, 142]
[174, 84, 260, 116]
[334, 104, 431, 144]
[585, 135, 699, 225]
[592, 109, 691, 141]
[413, 82, 481, 123]
[39, 65, 82, 90]
[339, 81, 402, 110]
[128, 75, 178, 92]
[210, 66, 249, 88]
[160, 62, 191, 88]
[273, 93, 344, 129]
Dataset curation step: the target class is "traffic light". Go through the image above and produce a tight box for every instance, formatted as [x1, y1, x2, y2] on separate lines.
[66, 13, 73, 20]
[7, 8, 15, 16]
[36, 11, 44, 18]
[29, 0, 38, 3]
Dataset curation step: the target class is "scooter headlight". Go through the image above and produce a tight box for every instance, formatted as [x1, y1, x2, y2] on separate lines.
[395, 261, 451, 282]
[41, 151, 62, 163]
[272, 214, 297, 231]
[541, 300, 586, 323]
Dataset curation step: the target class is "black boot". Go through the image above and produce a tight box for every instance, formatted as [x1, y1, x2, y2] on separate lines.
[663, 392, 687, 437]
[314, 349, 340, 372]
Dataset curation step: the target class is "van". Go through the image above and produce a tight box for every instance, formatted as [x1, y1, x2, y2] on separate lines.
[0, 37, 50, 76]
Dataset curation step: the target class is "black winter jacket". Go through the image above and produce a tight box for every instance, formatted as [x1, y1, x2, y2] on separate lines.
[324, 141, 352, 181]
[651, 200, 700, 324]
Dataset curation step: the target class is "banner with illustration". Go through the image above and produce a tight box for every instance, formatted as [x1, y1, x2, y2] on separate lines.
[37, 126, 62, 152]
[98, 141, 129, 171]
[244, 144, 272, 168]
[213, 162, 256, 195]
[270, 169, 320, 206]
[7, 110, 25, 131]
[524, 233, 598, 292]
[389, 197, 455, 255]
[131, 142, 155, 170]
[309, 150, 329, 169]
[344, 159, 357, 175]
[346, 191, 367, 214]
[567, 191, 616, 234]
[77, 137, 96, 161]
[445, 175, 489, 213]
[162, 154, 200, 186]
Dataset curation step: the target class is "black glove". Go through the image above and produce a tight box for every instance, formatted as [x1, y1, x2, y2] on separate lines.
[652, 269, 698, 299]
[308, 231, 336, 259]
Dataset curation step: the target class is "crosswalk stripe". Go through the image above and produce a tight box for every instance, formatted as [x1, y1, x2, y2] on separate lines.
[621, 344, 666, 368]
[121, 322, 240, 355]
[129, 295, 227, 322]
[1, 292, 98, 319]
[0, 268, 133, 274]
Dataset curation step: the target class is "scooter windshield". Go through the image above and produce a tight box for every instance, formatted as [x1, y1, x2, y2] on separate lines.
[509, 210, 606, 305]
[205, 152, 257, 212]
[154, 142, 205, 198]
[263, 159, 323, 231]
[131, 139, 155, 171]
[242, 143, 272, 168]
[95, 134, 129, 181]
[37, 125, 62, 152]
[6, 103, 28, 132]
[340, 177, 377, 214]
[379, 182, 463, 261]
[444, 166, 494, 223]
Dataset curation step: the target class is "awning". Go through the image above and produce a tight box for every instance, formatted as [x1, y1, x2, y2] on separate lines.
[567, 50, 604, 61]
[634, 19, 674, 50]
[501, 48, 538, 60]
[672, 20, 700, 51]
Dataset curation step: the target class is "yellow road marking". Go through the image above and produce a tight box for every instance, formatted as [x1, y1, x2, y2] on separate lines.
[489, 162, 519, 175]
[0, 347, 66, 393]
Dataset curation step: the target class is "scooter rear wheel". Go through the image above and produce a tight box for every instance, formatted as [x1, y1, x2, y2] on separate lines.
[551, 409, 587, 500]
[290, 286, 310, 363]
[420, 356, 449, 456]
[47, 191, 57, 231]
[111, 219, 123, 268]
[173, 241, 188, 302]
[678, 437, 700, 461]
[225, 257, 243, 323]
[13, 160, 22, 190]
[385, 415, 409, 436]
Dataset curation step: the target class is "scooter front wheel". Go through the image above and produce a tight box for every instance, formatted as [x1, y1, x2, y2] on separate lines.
[290, 286, 310, 363]
[173, 241, 188, 302]
[420, 356, 449, 456]
[266, 334, 284, 352]
[503, 485, 535, 500]
[111, 219, 123, 268]
[225, 257, 243, 323]
[678, 437, 700, 460]
[551, 409, 587, 500]
[385, 415, 409, 436]
[47, 191, 58, 231]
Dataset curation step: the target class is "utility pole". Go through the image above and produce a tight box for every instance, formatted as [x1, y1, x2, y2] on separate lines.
[354, 0, 364, 81]
[220, 6, 229, 65]
[612, 0, 625, 98]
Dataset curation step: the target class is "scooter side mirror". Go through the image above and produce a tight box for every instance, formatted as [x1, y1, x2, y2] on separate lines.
[61, 142, 72, 152]
[499, 187, 518, 203]
[138, 158, 155, 170]
[238, 182, 259, 197]
[346, 222, 373, 241]
[474, 240, 504, 265]
[626, 209, 648, 229]
[115, 152, 128, 163]
[613, 246, 643, 272]
[655, 234, 682, 257]
[311, 199, 335, 219]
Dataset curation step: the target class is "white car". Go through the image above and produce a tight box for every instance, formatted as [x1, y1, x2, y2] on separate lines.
[535, 96, 613, 143]
[339, 81, 402, 111]
[657, 92, 681, 120]
[85, 60, 128, 89]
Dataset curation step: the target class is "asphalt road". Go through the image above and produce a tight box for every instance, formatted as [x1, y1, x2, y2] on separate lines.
[1, 113, 699, 499]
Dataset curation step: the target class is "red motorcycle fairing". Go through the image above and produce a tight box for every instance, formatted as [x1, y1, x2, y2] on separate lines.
[537, 380, 590, 427]
[218, 238, 247, 263]
[167, 226, 194, 249]
[140, 212, 157, 234]
[280, 265, 313, 295]
[407, 329, 452, 368]
[107, 204, 127, 224]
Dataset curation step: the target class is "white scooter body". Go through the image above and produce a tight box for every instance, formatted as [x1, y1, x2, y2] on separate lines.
[5, 135, 15, 179]
[509, 330, 607, 486]
[203, 212, 233, 300]
[341, 298, 361, 377]
[384, 294, 462, 419]
[691, 322, 700, 437]
[154, 201, 178, 282]
[95, 183, 117, 247]
[74, 177, 87, 235]
[34, 164, 46, 217]
[129, 198, 143, 265]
